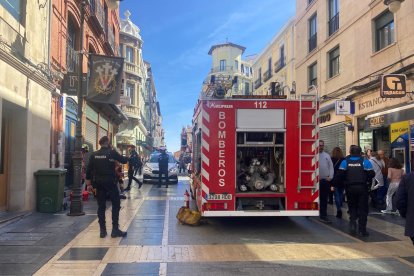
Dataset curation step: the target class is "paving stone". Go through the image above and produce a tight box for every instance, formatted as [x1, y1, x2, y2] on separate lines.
[168, 201, 354, 245]
[59, 247, 109, 261]
[324, 215, 399, 242]
[102, 263, 160, 276]
[368, 213, 406, 227]
[167, 259, 414, 276]
[0, 263, 43, 276]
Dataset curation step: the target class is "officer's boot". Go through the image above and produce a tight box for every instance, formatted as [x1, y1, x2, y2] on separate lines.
[349, 220, 357, 236]
[100, 227, 107, 238]
[111, 226, 127, 238]
[358, 225, 369, 237]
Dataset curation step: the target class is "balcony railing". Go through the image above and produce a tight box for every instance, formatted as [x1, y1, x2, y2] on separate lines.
[254, 78, 262, 89]
[0, 15, 26, 59]
[263, 70, 272, 82]
[125, 61, 136, 73]
[121, 105, 140, 119]
[274, 57, 286, 73]
[211, 66, 238, 74]
[308, 33, 317, 53]
[328, 13, 339, 36]
[66, 44, 78, 72]
[90, 0, 105, 32]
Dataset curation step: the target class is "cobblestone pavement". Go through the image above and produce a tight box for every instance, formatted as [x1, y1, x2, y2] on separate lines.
[1, 177, 414, 275]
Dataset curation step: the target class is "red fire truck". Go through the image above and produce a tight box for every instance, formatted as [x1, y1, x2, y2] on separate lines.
[189, 94, 320, 217]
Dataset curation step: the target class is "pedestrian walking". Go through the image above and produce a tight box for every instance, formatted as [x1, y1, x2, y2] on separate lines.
[318, 140, 334, 224]
[331, 147, 345, 218]
[158, 147, 169, 188]
[377, 149, 390, 206]
[369, 152, 384, 208]
[382, 158, 404, 214]
[365, 149, 373, 160]
[338, 145, 375, 237]
[115, 161, 127, 199]
[179, 153, 186, 173]
[125, 148, 143, 191]
[134, 154, 143, 176]
[396, 172, 414, 245]
[86, 136, 128, 238]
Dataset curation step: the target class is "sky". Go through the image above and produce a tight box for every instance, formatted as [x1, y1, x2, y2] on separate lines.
[119, 0, 296, 153]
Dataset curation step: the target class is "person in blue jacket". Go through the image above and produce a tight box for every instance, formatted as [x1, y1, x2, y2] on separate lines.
[338, 145, 375, 237]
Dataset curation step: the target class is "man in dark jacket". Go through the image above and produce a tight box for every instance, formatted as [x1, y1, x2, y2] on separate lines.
[125, 148, 142, 191]
[158, 147, 169, 188]
[86, 136, 128, 238]
[338, 145, 375, 237]
[396, 173, 414, 245]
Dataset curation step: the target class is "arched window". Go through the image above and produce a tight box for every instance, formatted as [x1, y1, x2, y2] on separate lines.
[66, 17, 79, 72]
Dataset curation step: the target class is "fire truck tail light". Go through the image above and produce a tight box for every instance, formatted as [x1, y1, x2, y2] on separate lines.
[204, 202, 227, 210]
[298, 202, 319, 210]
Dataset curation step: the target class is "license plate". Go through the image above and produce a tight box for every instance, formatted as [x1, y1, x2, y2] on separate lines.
[208, 194, 232, 200]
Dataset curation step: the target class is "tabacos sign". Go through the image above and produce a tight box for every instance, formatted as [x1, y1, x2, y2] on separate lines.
[380, 74, 407, 98]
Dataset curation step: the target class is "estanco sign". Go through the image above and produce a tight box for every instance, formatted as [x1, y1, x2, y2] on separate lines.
[380, 74, 407, 98]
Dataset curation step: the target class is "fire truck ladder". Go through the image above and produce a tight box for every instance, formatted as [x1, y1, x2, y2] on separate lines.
[298, 92, 319, 191]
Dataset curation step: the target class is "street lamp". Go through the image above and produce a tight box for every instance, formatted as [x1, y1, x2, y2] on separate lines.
[68, 0, 119, 216]
[384, 0, 404, 13]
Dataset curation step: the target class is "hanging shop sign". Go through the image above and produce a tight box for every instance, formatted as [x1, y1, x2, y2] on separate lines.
[335, 101, 355, 115]
[62, 73, 88, 96]
[390, 121, 409, 143]
[87, 54, 124, 104]
[380, 74, 406, 98]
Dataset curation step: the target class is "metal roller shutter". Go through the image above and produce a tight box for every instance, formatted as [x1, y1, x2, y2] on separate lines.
[99, 126, 108, 142]
[320, 123, 346, 155]
[85, 119, 97, 151]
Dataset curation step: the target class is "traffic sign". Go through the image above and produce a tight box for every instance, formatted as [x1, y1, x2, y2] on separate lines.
[345, 115, 352, 124]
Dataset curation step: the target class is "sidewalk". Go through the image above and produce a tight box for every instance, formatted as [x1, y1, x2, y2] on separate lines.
[0, 196, 98, 275]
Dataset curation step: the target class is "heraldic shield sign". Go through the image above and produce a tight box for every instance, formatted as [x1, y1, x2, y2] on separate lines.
[87, 54, 124, 104]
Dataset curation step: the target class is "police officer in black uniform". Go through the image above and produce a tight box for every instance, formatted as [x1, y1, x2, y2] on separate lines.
[158, 147, 169, 188]
[86, 136, 129, 238]
[338, 145, 375, 237]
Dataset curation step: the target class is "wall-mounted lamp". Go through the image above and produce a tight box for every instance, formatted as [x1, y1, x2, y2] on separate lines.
[384, 0, 404, 13]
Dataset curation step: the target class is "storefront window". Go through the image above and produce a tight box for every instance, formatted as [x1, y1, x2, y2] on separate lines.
[359, 131, 373, 154]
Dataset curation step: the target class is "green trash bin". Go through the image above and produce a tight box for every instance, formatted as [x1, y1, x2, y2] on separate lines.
[34, 169, 67, 213]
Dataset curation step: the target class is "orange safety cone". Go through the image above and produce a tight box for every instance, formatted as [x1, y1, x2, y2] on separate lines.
[184, 190, 190, 208]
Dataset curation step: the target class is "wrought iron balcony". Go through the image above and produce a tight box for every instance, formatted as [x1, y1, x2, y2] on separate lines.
[263, 70, 272, 82]
[328, 13, 339, 36]
[274, 57, 286, 73]
[66, 44, 78, 72]
[308, 33, 317, 53]
[254, 78, 262, 89]
[89, 0, 105, 32]
[0, 16, 26, 59]
[210, 66, 237, 74]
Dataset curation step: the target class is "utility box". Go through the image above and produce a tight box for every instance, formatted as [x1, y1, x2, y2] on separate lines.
[34, 169, 67, 213]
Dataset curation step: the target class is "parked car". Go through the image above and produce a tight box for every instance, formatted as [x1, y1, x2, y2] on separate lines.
[143, 152, 179, 184]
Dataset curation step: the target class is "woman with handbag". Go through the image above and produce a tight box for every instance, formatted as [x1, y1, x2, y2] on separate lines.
[331, 147, 345, 218]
